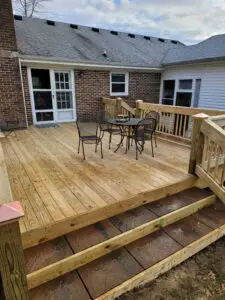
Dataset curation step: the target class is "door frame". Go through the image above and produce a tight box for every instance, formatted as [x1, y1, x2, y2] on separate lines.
[27, 67, 76, 125]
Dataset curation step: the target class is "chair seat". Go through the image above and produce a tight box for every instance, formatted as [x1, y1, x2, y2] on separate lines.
[108, 128, 121, 134]
[81, 135, 101, 144]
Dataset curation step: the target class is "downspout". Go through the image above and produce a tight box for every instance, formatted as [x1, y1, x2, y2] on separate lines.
[19, 57, 28, 128]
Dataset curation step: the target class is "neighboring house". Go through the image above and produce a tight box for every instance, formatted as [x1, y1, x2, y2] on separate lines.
[160, 35, 225, 110]
[1, 0, 225, 128]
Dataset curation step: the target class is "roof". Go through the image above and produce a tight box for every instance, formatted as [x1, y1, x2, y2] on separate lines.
[14, 16, 184, 69]
[163, 34, 225, 65]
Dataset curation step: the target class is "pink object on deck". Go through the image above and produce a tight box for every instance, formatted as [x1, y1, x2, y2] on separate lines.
[0, 201, 24, 224]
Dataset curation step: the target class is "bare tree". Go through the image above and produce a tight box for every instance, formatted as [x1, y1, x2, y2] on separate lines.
[15, 0, 48, 17]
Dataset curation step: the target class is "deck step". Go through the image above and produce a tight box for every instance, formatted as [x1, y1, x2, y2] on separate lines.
[24, 188, 225, 300]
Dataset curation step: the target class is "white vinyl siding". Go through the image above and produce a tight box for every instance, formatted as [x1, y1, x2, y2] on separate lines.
[161, 61, 225, 110]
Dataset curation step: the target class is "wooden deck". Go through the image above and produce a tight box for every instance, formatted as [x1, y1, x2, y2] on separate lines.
[2, 123, 193, 248]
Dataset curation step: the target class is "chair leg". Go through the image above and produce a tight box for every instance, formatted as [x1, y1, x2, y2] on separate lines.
[78, 139, 80, 154]
[100, 141, 103, 159]
[95, 140, 98, 153]
[142, 140, 145, 152]
[151, 138, 154, 157]
[154, 132, 157, 148]
[82, 141, 85, 160]
[135, 141, 138, 160]
[109, 132, 112, 149]
[125, 136, 129, 154]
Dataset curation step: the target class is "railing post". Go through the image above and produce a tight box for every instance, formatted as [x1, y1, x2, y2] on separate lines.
[135, 100, 143, 118]
[189, 113, 208, 175]
[0, 201, 29, 300]
[116, 97, 122, 116]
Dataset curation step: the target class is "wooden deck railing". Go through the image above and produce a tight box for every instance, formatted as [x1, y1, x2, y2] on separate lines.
[136, 101, 225, 143]
[102, 97, 136, 118]
[189, 114, 225, 204]
[0, 134, 29, 299]
[101, 98, 225, 144]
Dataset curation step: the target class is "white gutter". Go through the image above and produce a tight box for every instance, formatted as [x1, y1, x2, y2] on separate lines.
[20, 57, 163, 72]
[19, 57, 28, 128]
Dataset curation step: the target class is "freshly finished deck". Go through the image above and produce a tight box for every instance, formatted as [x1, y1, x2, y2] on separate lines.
[2, 123, 192, 248]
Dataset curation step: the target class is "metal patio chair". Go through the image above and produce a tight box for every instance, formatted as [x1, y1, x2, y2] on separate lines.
[0, 120, 18, 137]
[76, 120, 103, 160]
[145, 111, 160, 147]
[96, 110, 121, 149]
[133, 117, 157, 160]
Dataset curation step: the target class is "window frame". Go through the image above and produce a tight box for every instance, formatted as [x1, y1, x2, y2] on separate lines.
[110, 72, 129, 96]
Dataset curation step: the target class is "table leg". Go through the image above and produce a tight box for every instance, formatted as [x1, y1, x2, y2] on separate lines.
[114, 126, 125, 153]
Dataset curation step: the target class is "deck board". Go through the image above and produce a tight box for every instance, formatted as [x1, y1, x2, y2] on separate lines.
[2, 124, 191, 248]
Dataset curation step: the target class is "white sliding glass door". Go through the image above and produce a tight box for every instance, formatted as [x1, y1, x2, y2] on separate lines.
[30, 68, 76, 124]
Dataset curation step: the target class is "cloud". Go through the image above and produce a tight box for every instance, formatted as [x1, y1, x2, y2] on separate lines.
[12, 0, 225, 44]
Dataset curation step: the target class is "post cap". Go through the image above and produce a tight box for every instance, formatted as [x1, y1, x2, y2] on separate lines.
[136, 99, 143, 103]
[192, 113, 209, 119]
[0, 201, 24, 225]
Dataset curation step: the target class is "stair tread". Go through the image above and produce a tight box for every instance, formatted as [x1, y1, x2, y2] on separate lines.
[163, 215, 213, 247]
[194, 200, 225, 229]
[145, 187, 212, 217]
[30, 270, 91, 300]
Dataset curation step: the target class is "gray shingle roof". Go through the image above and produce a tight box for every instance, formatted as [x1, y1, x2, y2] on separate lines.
[163, 34, 225, 65]
[14, 16, 184, 68]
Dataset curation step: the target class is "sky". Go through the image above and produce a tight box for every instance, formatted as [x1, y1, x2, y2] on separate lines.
[12, 0, 225, 45]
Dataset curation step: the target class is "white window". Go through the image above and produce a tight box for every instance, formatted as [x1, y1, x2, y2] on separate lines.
[110, 72, 129, 96]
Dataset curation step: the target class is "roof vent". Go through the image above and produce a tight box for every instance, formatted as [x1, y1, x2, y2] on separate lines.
[158, 38, 165, 42]
[102, 49, 107, 58]
[46, 20, 55, 26]
[128, 33, 135, 38]
[144, 36, 151, 41]
[110, 30, 118, 36]
[92, 27, 99, 33]
[70, 24, 78, 29]
[14, 15, 22, 21]
[171, 40, 178, 44]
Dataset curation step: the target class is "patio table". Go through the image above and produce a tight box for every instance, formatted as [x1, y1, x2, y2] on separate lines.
[107, 118, 141, 153]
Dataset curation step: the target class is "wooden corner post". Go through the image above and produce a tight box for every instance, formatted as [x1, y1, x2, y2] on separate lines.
[135, 100, 143, 118]
[0, 202, 29, 300]
[189, 113, 208, 175]
[116, 97, 122, 116]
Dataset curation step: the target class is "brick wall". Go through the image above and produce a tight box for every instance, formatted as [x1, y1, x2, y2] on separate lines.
[0, 0, 27, 128]
[75, 70, 161, 120]
[75, 70, 109, 121]
[0, 0, 17, 51]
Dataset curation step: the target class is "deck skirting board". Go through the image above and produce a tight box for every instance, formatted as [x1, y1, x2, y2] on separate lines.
[96, 224, 225, 300]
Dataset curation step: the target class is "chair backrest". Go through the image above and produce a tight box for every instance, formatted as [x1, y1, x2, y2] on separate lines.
[76, 120, 97, 137]
[145, 111, 160, 124]
[135, 117, 156, 140]
[96, 110, 109, 131]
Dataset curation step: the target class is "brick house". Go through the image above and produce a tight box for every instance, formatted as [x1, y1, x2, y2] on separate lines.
[0, 0, 184, 127]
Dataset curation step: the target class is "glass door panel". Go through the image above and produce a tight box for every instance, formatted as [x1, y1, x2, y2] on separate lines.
[33, 92, 53, 110]
[54, 71, 74, 121]
[162, 80, 175, 105]
[31, 69, 54, 123]
[36, 112, 54, 122]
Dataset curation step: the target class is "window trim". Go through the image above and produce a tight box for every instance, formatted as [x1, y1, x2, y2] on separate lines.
[110, 72, 129, 96]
